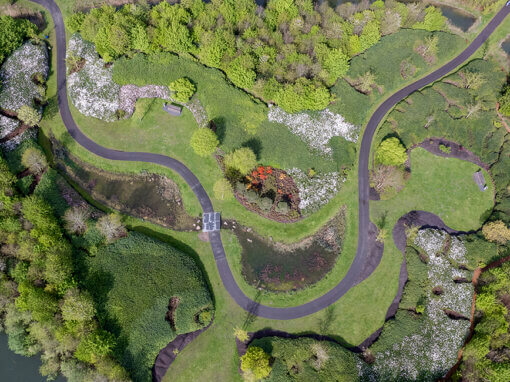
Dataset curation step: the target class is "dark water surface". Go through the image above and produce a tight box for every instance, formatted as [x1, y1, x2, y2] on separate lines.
[0, 333, 65, 382]
[439, 5, 476, 31]
[502, 38, 510, 55]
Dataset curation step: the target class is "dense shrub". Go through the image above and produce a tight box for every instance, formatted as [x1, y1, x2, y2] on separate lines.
[169, 77, 196, 103]
[460, 264, 510, 381]
[375, 137, 407, 166]
[224, 147, 257, 175]
[241, 346, 272, 381]
[0, 16, 37, 64]
[248, 337, 359, 381]
[190, 128, 218, 157]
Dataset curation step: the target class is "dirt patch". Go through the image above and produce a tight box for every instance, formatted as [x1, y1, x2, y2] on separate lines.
[165, 297, 180, 331]
[230, 207, 347, 292]
[50, 137, 196, 230]
[444, 309, 470, 321]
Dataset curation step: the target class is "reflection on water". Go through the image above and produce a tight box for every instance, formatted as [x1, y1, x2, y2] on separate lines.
[439, 5, 476, 32]
[0, 333, 66, 382]
[502, 38, 510, 56]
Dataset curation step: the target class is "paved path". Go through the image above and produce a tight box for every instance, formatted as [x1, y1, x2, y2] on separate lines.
[31, 0, 510, 320]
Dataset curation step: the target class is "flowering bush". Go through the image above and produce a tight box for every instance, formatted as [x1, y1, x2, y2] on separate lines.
[268, 106, 359, 155]
[0, 115, 19, 140]
[67, 34, 120, 122]
[287, 168, 344, 214]
[0, 41, 48, 115]
[363, 229, 473, 381]
[0, 128, 36, 152]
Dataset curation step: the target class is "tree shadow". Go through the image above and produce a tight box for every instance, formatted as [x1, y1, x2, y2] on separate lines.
[241, 138, 262, 160]
[242, 289, 262, 331]
[213, 117, 226, 144]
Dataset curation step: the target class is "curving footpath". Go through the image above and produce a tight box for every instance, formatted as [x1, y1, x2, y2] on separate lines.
[32, 0, 510, 320]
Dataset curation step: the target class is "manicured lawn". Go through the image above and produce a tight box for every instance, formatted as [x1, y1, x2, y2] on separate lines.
[80, 232, 213, 382]
[371, 148, 494, 233]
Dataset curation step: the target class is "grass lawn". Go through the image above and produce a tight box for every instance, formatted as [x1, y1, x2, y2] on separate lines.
[80, 232, 213, 382]
[371, 148, 494, 234]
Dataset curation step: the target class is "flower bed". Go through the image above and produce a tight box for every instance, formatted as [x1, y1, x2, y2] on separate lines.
[0, 41, 48, 114]
[363, 229, 473, 381]
[232, 165, 301, 223]
[67, 34, 120, 122]
[286, 168, 345, 215]
[268, 106, 359, 155]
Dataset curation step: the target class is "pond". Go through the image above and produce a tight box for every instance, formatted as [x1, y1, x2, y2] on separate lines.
[502, 38, 510, 56]
[438, 5, 477, 32]
[0, 333, 66, 382]
[232, 209, 346, 292]
[54, 151, 197, 231]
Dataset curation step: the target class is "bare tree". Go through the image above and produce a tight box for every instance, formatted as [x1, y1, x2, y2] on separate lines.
[63, 206, 90, 235]
[96, 214, 127, 243]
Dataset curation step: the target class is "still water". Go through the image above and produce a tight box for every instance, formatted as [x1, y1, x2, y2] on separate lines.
[0, 333, 66, 381]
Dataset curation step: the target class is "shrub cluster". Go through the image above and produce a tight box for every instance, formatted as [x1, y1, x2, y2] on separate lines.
[246, 336, 359, 381]
[67, 0, 445, 112]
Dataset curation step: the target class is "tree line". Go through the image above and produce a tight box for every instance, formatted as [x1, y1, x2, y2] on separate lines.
[66, 0, 446, 113]
[0, 156, 130, 381]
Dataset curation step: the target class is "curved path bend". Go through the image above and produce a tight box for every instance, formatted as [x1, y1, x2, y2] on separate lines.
[32, 0, 510, 320]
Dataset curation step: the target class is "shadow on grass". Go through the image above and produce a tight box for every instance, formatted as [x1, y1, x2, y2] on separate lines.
[241, 138, 262, 160]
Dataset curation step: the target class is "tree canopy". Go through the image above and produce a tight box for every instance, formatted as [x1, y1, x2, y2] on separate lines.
[224, 147, 257, 175]
[69, 0, 446, 112]
[375, 137, 407, 166]
[0, 16, 37, 64]
[190, 128, 219, 157]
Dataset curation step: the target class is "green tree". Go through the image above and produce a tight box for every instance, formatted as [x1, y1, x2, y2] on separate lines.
[17, 105, 40, 127]
[169, 77, 196, 103]
[482, 221, 510, 244]
[226, 55, 256, 89]
[66, 12, 86, 34]
[190, 128, 219, 157]
[241, 346, 272, 381]
[150, 2, 194, 54]
[15, 282, 59, 323]
[75, 330, 116, 364]
[360, 20, 381, 52]
[348, 34, 361, 57]
[0, 16, 37, 63]
[213, 178, 232, 200]
[21, 147, 47, 175]
[61, 288, 96, 324]
[412, 6, 446, 32]
[224, 147, 257, 174]
[375, 137, 407, 166]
